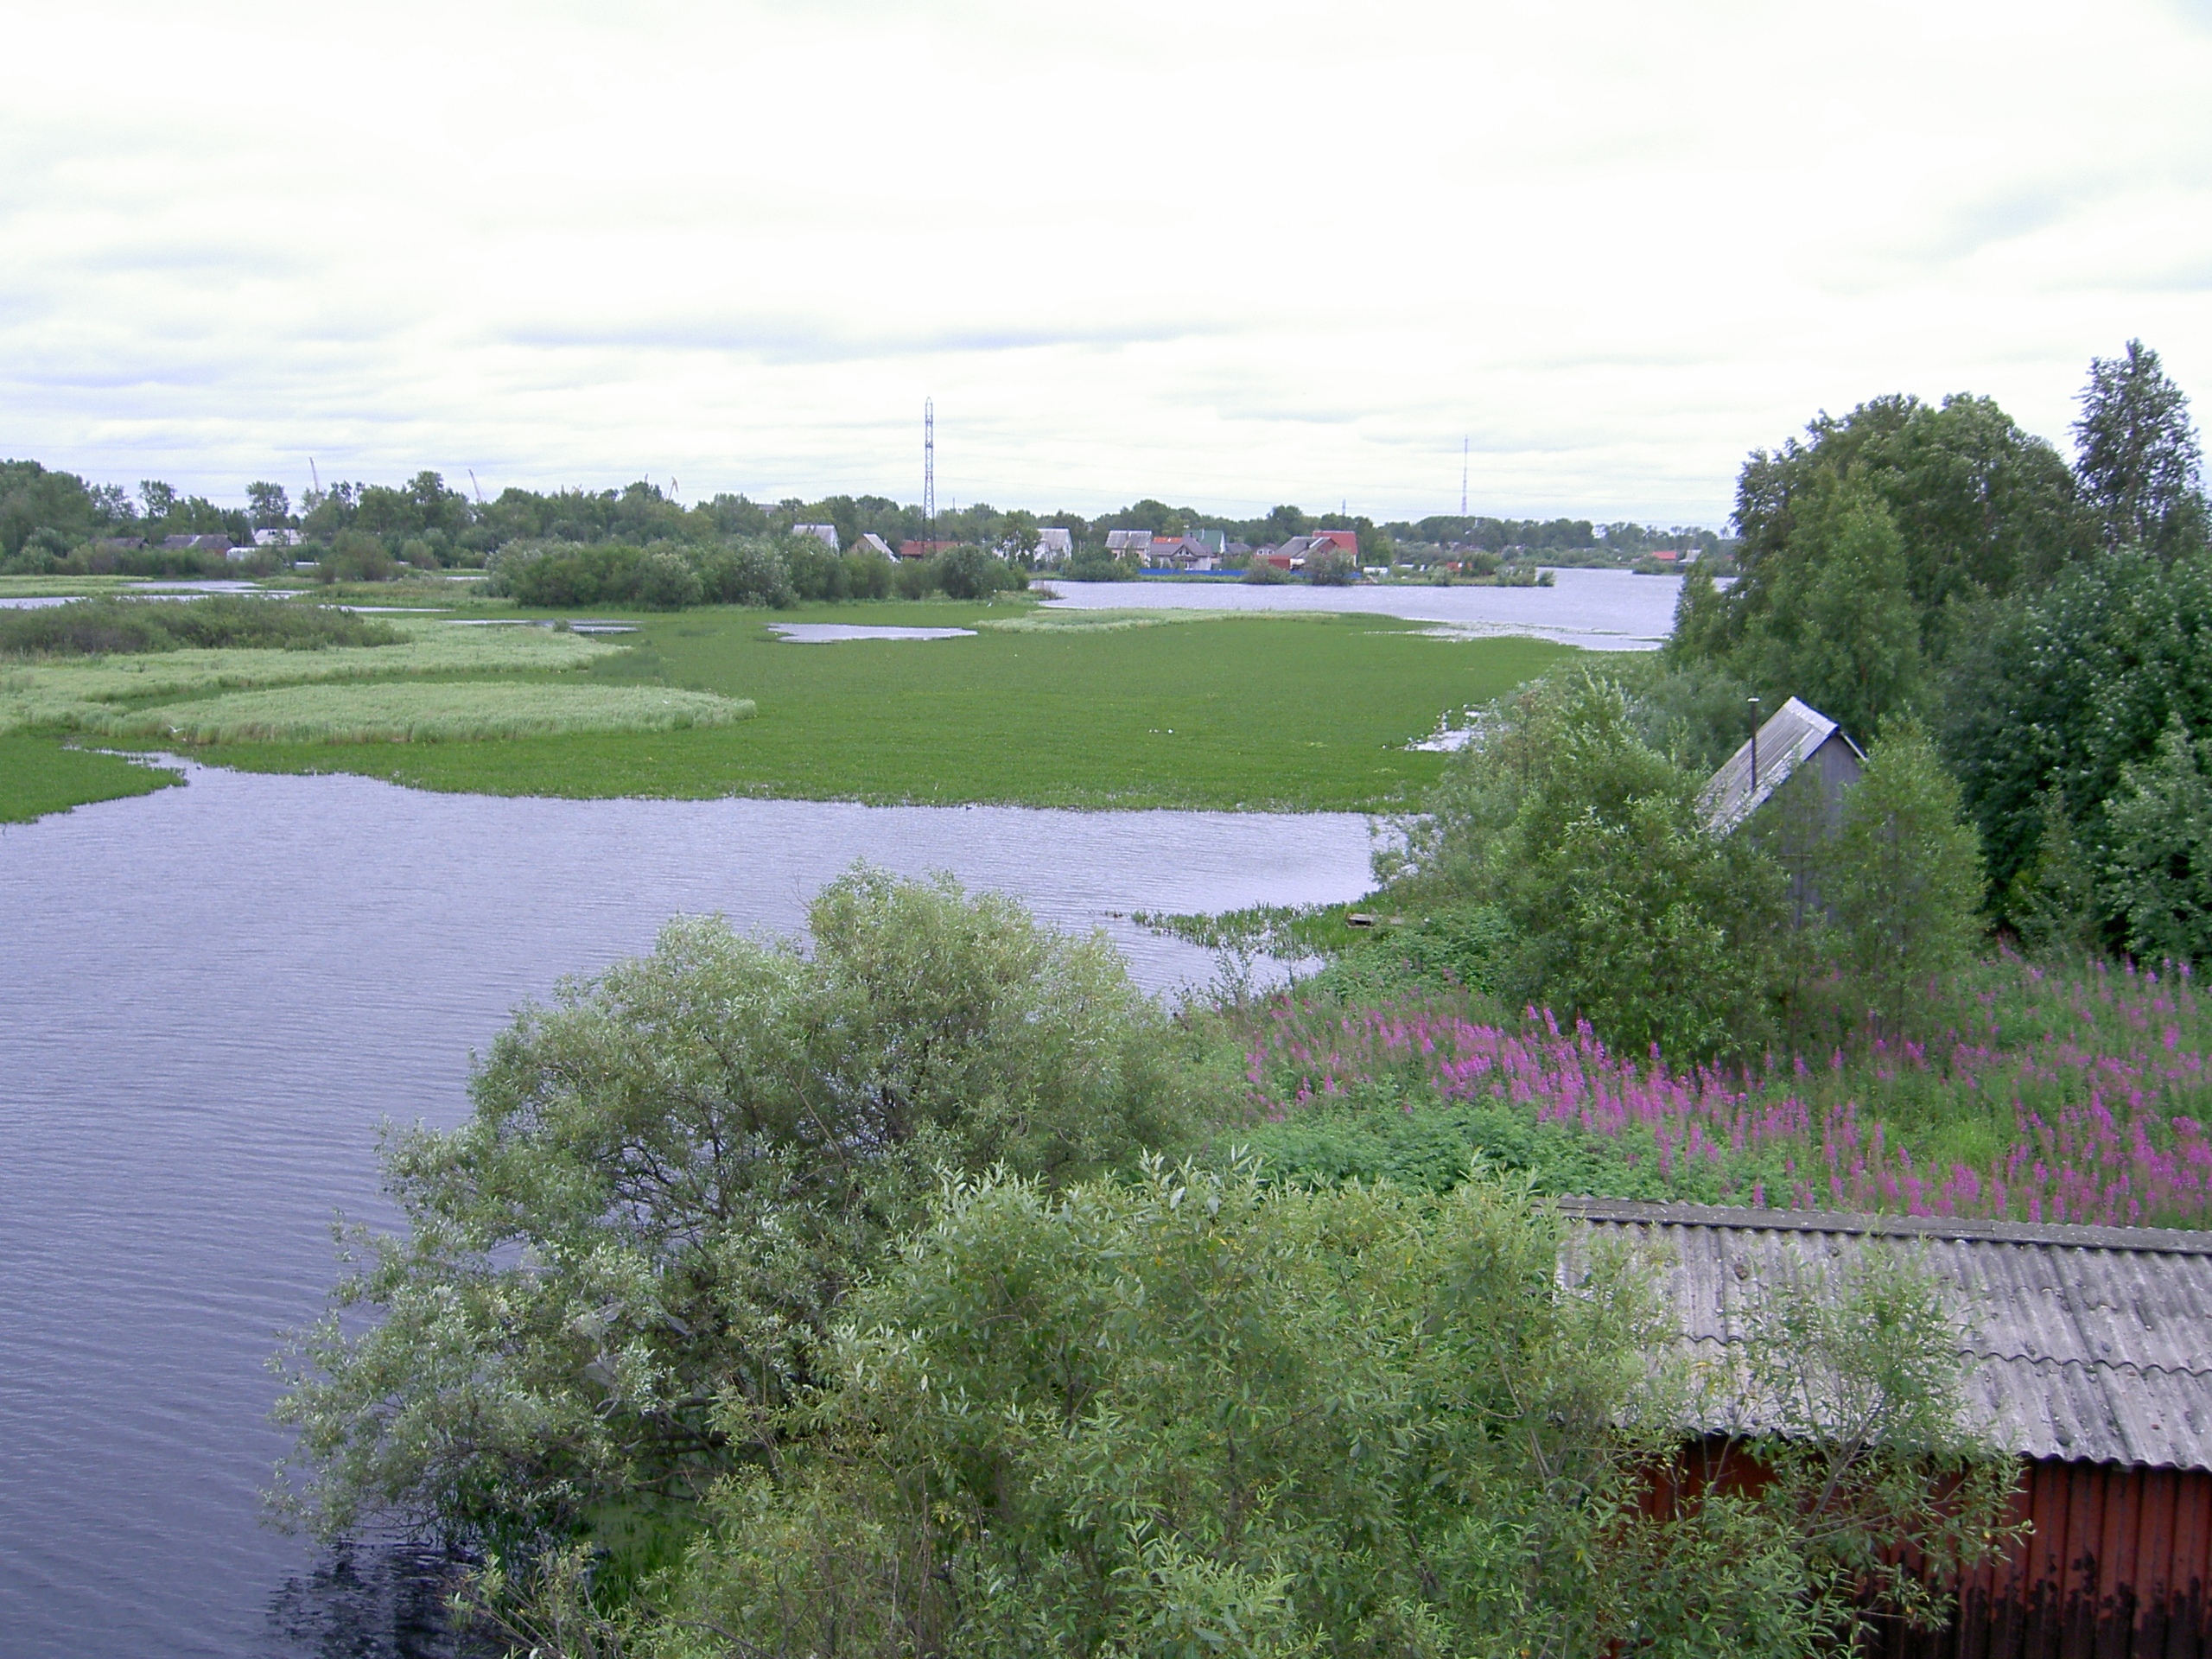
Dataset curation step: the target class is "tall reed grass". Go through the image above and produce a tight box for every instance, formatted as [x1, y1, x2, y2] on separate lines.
[0, 619, 617, 734]
[105, 682, 753, 743]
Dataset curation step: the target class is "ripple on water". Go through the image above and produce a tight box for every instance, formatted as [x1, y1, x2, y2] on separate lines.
[0, 763, 1375, 1656]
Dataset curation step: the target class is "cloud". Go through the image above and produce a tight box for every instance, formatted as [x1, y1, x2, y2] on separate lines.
[3, 0, 2209, 524]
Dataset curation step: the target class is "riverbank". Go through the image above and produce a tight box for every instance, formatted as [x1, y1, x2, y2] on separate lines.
[3, 589, 1570, 817]
[0, 734, 179, 823]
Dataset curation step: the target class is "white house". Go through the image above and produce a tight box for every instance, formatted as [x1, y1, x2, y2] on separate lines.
[1033, 527, 1074, 565]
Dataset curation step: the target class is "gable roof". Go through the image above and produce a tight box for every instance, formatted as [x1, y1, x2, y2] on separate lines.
[1698, 696, 1862, 835]
[1559, 1198, 2212, 1471]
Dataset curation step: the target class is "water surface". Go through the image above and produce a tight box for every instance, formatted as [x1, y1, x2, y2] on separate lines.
[1036, 565, 1679, 649]
[0, 766, 1372, 1657]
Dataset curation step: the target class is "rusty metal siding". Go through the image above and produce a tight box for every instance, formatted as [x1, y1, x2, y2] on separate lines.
[1867, 1462, 2212, 1659]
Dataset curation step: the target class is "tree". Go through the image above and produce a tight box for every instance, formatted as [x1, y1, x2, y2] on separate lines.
[0, 461, 105, 560]
[138, 480, 177, 519]
[2103, 717, 2212, 964]
[1701, 394, 2083, 674]
[996, 506, 1040, 563]
[1387, 672, 1786, 1060]
[1733, 474, 1923, 742]
[271, 869, 1188, 1545]
[2074, 340, 2209, 560]
[1942, 548, 2212, 911]
[637, 1164, 2011, 1659]
[1815, 720, 1985, 1033]
[246, 480, 290, 528]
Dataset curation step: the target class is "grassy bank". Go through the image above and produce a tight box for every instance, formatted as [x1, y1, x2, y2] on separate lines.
[0, 735, 178, 824]
[195, 601, 1569, 810]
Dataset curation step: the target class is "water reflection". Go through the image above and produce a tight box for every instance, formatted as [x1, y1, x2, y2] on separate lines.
[262, 1545, 488, 1659]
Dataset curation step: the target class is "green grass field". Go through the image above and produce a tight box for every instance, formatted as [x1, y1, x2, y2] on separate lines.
[3, 596, 1573, 816]
[200, 601, 1567, 810]
[0, 735, 180, 824]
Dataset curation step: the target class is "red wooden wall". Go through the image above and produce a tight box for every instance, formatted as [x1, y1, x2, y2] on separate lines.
[1877, 1461, 2212, 1659]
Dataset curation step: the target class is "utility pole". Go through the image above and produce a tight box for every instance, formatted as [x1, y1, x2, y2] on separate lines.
[924, 398, 936, 542]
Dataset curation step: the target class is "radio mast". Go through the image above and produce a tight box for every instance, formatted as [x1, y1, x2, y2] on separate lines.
[923, 398, 936, 540]
[1460, 437, 1468, 518]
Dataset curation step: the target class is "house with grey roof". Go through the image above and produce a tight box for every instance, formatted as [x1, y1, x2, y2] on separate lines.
[1700, 696, 1865, 837]
[791, 524, 840, 550]
[1033, 527, 1073, 566]
[1561, 1198, 2212, 1658]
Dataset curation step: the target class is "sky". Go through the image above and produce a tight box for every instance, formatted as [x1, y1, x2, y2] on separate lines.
[4, 0, 2210, 528]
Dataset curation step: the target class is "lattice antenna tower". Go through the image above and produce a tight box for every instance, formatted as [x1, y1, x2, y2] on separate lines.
[923, 397, 936, 539]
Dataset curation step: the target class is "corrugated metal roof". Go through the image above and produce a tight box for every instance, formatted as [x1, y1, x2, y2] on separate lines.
[1559, 1198, 2212, 1471]
[1699, 696, 1861, 834]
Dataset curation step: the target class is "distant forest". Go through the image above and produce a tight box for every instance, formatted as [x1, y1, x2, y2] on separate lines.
[0, 457, 1721, 577]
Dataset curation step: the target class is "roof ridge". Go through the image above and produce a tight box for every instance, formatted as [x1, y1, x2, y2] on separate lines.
[1555, 1196, 2212, 1255]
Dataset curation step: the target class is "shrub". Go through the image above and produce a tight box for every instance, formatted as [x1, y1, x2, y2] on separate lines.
[318, 529, 397, 584]
[1066, 550, 1135, 582]
[1303, 545, 1357, 584]
[842, 544, 893, 599]
[783, 537, 848, 602]
[696, 539, 794, 608]
[491, 542, 646, 606]
[632, 548, 704, 611]
[932, 544, 1019, 600]
[0, 596, 400, 658]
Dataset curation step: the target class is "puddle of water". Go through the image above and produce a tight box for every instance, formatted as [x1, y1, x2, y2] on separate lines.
[0, 764, 1376, 1658]
[437, 617, 636, 634]
[772, 623, 976, 642]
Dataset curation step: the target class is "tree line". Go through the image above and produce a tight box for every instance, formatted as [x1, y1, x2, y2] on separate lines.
[3, 459, 1727, 582]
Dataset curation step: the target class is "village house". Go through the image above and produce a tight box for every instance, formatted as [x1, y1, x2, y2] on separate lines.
[852, 531, 895, 560]
[1146, 534, 1223, 572]
[1562, 1198, 2212, 1659]
[1033, 527, 1073, 565]
[791, 523, 839, 550]
[1103, 529, 1153, 556]
[1268, 529, 1360, 569]
[894, 538, 960, 562]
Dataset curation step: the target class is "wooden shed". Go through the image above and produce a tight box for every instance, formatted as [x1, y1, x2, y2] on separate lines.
[1700, 696, 1866, 836]
[1559, 1199, 2212, 1659]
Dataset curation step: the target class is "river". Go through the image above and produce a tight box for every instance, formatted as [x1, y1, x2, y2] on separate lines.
[1034, 564, 1682, 649]
[0, 764, 1375, 1657]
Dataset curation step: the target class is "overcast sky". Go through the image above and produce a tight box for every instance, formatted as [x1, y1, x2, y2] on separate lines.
[4, 0, 2209, 526]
